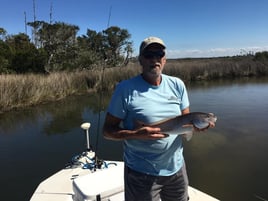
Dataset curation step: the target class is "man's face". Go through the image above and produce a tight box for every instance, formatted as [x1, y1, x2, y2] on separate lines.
[139, 44, 166, 79]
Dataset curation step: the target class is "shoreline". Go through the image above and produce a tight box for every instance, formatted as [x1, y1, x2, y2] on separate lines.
[1, 56, 268, 113]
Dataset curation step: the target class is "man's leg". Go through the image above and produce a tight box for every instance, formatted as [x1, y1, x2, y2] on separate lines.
[159, 163, 189, 201]
[124, 166, 161, 201]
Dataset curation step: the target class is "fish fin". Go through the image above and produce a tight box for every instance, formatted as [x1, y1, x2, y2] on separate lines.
[184, 132, 193, 141]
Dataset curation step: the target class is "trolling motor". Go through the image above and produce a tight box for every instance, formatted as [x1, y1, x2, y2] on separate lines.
[81, 122, 92, 151]
[65, 122, 116, 170]
[80, 122, 104, 170]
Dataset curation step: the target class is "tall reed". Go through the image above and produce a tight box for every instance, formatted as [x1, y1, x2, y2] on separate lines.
[0, 72, 88, 112]
[164, 57, 268, 81]
[1, 56, 267, 113]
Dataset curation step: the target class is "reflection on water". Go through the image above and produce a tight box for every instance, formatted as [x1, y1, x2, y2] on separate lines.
[185, 77, 268, 201]
[0, 78, 268, 201]
[0, 93, 123, 201]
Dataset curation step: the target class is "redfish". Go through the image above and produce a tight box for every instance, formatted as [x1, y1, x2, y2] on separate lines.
[136, 112, 217, 140]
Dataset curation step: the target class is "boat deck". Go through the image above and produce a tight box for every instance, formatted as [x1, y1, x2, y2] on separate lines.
[30, 160, 219, 201]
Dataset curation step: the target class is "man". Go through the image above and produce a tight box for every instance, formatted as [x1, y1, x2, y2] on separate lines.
[103, 36, 196, 201]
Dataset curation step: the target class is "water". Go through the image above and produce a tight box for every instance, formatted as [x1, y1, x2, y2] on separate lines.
[185, 78, 268, 201]
[0, 78, 268, 201]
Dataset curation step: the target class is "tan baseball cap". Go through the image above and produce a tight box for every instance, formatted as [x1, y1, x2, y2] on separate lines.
[139, 36, 166, 55]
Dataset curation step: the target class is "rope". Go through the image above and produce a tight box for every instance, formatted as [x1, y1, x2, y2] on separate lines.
[65, 152, 117, 171]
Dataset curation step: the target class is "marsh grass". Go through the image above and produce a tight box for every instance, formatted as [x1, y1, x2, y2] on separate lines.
[1, 56, 268, 113]
[164, 56, 268, 81]
[0, 72, 88, 112]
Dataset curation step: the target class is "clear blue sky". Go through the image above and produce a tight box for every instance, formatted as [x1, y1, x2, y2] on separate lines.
[1, 0, 268, 58]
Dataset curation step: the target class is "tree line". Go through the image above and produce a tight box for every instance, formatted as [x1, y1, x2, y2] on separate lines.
[0, 21, 133, 74]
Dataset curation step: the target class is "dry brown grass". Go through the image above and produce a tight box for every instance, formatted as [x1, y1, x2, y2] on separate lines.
[0, 72, 88, 112]
[164, 56, 268, 81]
[1, 56, 268, 113]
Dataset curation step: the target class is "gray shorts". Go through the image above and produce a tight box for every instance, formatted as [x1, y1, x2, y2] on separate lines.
[124, 163, 189, 201]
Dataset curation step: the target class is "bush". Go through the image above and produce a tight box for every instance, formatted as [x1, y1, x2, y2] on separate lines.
[254, 51, 268, 61]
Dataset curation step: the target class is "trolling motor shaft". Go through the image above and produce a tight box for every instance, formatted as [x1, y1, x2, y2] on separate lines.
[81, 122, 91, 151]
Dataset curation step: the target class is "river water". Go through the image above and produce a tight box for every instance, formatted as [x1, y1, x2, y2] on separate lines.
[0, 78, 268, 201]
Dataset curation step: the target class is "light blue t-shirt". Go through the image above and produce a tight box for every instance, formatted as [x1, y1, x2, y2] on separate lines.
[107, 74, 190, 176]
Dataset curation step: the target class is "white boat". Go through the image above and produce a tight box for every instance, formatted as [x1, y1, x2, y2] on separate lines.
[30, 123, 219, 201]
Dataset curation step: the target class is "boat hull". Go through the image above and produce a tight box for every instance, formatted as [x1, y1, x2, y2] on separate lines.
[30, 159, 219, 201]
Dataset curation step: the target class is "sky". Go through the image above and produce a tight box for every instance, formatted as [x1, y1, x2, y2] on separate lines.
[1, 0, 268, 58]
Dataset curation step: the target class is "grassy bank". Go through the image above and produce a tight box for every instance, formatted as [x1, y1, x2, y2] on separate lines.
[1, 56, 268, 113]
[0, 68, 138, 113]
[164, 56, 268, 81]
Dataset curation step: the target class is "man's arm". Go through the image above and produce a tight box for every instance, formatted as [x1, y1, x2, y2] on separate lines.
[181, 107, 190, 115]
[103, 113, 167, 141]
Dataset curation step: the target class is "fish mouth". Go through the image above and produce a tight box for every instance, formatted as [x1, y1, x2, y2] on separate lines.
[208, 113, 217, 122]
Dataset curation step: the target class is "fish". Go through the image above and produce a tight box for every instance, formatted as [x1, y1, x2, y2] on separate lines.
[136, 112, 217, 141]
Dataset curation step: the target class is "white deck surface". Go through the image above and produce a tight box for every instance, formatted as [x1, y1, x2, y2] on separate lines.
[30, 160, 219, 201]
